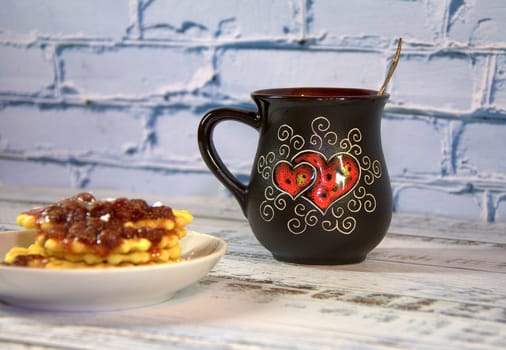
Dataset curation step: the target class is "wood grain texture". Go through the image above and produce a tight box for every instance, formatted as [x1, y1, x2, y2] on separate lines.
[0, 186, 505, 349]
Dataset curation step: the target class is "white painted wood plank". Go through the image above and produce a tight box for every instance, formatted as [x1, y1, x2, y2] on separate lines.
[1, 274, 504, 349]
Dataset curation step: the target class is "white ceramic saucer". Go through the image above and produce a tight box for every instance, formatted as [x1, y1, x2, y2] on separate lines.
[0, 230, 226, 312]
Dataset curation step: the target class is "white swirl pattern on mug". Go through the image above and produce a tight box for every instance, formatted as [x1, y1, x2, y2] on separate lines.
[278, 124, 305, 159]
[257, 152, 276, 180]
[310, 117, 338, 150]
[322, 206, 357, 235]
[361, 156, 382, 186]
[340, 128, 363, 157]
[287, 203, 319, 235]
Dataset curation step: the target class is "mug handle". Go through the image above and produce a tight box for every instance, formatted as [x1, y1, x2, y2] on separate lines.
[198, 107, 261, 215]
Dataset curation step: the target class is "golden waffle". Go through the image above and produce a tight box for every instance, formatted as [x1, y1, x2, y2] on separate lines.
[3, 192, 193, 269]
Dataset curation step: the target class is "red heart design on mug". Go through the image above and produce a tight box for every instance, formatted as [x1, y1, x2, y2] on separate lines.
[294, 152, 360, 211]
[273, 162, 315, 198]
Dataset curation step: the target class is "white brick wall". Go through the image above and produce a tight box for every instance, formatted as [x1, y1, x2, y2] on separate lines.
[0, 0, 505, 222]
[392, 55, 479, 110]
[62, 47, 211, 97]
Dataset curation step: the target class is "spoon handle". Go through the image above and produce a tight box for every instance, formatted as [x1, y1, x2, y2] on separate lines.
[379, 38, 402, 95]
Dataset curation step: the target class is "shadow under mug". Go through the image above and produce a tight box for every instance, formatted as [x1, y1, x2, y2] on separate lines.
[198, 87, 392, 264]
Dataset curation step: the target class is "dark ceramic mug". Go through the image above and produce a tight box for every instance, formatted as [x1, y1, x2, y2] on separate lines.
[198, 87, 392, 264]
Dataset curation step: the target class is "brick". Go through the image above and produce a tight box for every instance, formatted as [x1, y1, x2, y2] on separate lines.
[395, 187, 482, 220]
[153, 109, 201, 159]
[0, 46, 53, 94]
[310, 0, 446, 42]
[447, 0, 506, 45]
[0, 106, 144, 153]
[0, 159, 72, 187]
[61, 46, 210, 96]
[0, 0, 130, 39]
[87, 166, 229, 197]
[142, 0, 299, 39]
[381, 117, 443, 176]
[390, 55, 478, 111]
[218, 49, 384, 98]
[457, 123, 506, 175]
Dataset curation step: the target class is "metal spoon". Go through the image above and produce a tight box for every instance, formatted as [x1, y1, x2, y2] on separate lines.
[378, 38, 402, 95]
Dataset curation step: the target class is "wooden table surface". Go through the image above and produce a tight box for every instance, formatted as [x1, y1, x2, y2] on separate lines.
[0, 185, 505, 350]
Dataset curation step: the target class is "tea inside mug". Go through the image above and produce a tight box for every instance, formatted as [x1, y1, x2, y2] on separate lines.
[253, 87, 386, 99]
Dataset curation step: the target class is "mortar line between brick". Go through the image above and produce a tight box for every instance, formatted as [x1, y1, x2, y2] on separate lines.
[482, 55, 497, 107]
[2, 38, 506, 55]
[441, 0, 451, 42]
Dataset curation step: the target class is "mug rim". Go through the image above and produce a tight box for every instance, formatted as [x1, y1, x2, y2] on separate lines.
[252, 87, 389, 100]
